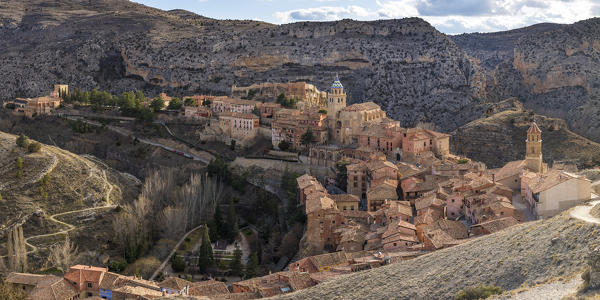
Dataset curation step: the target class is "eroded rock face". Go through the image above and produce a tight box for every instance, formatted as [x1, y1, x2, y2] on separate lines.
[0, 0, 485, 134]
[453, 18, 600, 142]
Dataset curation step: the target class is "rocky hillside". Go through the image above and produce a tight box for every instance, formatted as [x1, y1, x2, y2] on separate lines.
[273, 210, 598, 300]
[453, 18, 600, 142]
[451, 98, 600, 168]
[0, 131, 140, 267]
[2, 0, 600, 143]
[0, 0, 486, 132]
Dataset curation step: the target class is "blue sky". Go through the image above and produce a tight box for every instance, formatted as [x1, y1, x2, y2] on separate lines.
[132, 0, 600, 34]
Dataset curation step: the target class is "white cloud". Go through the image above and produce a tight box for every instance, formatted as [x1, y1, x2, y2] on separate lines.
[275, 5, 376, 23]
[272, 0, 599, 34]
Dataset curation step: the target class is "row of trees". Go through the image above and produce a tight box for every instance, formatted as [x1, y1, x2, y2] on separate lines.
[62, 89, 155, 121]
[112, 169, 223, 263]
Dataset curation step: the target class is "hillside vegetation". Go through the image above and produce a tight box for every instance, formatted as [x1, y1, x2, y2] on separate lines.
[273, 211, 599, 299]
[0, 131, 140, 267]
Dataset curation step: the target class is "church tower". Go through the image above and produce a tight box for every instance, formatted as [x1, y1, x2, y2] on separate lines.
[327, 75, 346, 119]
[525, 121, 543, 173]
[327, 75, 347, 144]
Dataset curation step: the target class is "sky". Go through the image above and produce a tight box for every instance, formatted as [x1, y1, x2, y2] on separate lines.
[132, 0, 600, 34]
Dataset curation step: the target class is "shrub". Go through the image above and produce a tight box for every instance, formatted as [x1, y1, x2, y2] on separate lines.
[457, 158, 470, 164]
[318, 109, 327, 115]
[171, 255, 186, 273]
[278, 140, 290, 152]
[16, 134, 29, 148]
[108, 260, 128, 273]
[455, 285, 503, 300]
[28, 141, 41, 153]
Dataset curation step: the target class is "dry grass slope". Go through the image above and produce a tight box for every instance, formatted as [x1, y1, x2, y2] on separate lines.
[273, 211, 600, 300]
[0, 131, 140, 260]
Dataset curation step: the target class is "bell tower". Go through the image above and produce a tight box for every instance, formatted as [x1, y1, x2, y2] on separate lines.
[327, 75, 346, 118]
[525, 121, 543, 173]
[327, 75, 347, 143]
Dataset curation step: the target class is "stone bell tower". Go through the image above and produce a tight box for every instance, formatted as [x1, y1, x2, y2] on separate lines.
[327, 75, 347, 143]
[327, 75, 346, 118]
[525, 121, 543, 173]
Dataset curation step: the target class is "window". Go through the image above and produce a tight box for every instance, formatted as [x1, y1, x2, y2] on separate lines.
[87, 293, 92, 297]
[87, 283, 92, 288]
[451, 199, 455, 203]
[332, 220, 335, 224]
[393, 243, 397, 247]
[343, 206, 347, 210]
[500, 211, 504, 215]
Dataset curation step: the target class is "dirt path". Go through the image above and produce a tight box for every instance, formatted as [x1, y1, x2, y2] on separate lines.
[1, 154, 118, 257]
[149, 225, 205, 281]
[570, 199, 600, 225]
[495, 277, 581, 299]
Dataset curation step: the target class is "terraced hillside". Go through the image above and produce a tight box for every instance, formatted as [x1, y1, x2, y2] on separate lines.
[273, 210, 600, 300]
[0, 131, 140, 267]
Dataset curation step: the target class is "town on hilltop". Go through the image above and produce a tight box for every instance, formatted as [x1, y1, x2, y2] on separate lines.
[0, 75, 597, 299]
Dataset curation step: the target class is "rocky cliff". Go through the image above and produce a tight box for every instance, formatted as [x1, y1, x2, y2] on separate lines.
[0, 0, 485, 132]
[1, 0, 599, 144]
[452, 18, 600, 142]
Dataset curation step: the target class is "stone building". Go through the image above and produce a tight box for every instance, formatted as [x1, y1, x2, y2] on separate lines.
[334, 102, 388, 145]
[347, 161, 368, 199]
[356, 121, 405, 159]
[257, 102, 282, 119]
[401, 128, 450, 161]
[522, 169, 591, 219]
[231, 81, 326, 107]
[218, 111, 259, 140]
[211, 96, 259, 114]
[184, 105, 212, 119]
[271, 108, 328, 150]
[308, 144, 342, 168]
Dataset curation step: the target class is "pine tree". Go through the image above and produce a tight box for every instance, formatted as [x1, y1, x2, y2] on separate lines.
[244, 252, 259, 279]
[214, 203, 225, 240]
[226, 198, 238, 243]
[230, 248, 242, 276]
[198, 225, 213, 274]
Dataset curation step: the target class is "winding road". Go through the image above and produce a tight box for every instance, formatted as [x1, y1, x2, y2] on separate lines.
[570, 199, 600, 224]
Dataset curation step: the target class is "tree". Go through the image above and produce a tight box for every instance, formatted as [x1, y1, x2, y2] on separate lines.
[171, 255, 185, 273]
[202, 99, 211, 107]
[46, 235, 79, 273]
[112, 196, 151, 263]
[150, 98, 165, 112]
[158, 206, 186, 239]
[214, 203, 225, 240]
[244, 252, 259, 279]
[7, 225, 27, 272]
[230, 248, 242, 276]
[15, 157, 22, 169]
[27, 141, 41, 153]
[278, 140, 290, 152]
[335, 160, 350, 192]
[16, 134, 29, 148]
[167, 97, 183, 110]
[198, 225, 214, 274]
[0, 279, 27, 300]
[226, 198, 239, 243]
[300, 127, 314, 146]
[318, 109, 327, 115]
[184, 98, 197, 107]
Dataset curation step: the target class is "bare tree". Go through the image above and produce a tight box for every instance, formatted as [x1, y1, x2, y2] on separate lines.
[46, 235, 79, 273]
[179, 173, 223, 230]
[141, 168, 177, 214]
[112, 196, 151, 261]
[7, 225, 27, 272]
[158, 206, 186, 239]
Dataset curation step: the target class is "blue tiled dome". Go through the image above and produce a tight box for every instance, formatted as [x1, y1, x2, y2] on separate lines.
[331, 76, 343, 89]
